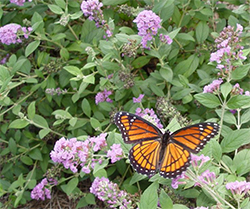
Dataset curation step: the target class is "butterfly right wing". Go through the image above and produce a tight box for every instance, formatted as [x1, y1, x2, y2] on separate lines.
[114, 111, 162, 144]
[129, 139, 161, 177]
[159, 142, 191, 179]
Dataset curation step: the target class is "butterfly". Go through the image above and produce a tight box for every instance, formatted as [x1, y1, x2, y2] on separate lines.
[114, 111, 219, 179]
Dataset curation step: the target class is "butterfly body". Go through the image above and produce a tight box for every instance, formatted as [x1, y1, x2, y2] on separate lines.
[114, 111, 219, 178]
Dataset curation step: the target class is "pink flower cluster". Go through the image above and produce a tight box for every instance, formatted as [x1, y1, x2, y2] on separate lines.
[50, 134, 123, 174]
[133, 94, 144, 103]
[95, 89, 113, 105]
[81, 0, 112, 37]
[226, 181, 250, 196]
[203, 78, 223, 93]
[133, 10, 161, 48]
[10, 0, 32, 6]
[90, 177, 134, 208]
[135, 108, 163, 129]
[0, 23, 32, 45]
[30, 178, 52, 200]
[210, 24, 246, 75]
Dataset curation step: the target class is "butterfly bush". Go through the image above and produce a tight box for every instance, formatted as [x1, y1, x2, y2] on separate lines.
[107, 144, 123, 163]
[133, 94, 144, 103]
[10, 0, 32, 6]
[133, 10, 162, 48]
[81, 0, 112, 38]
[0, 23, 32, 45]
[226, 181, 250, 197]
[210, 24, 246, 79]
[95, 89, 113, 105]
[31, 178, 52, 200]
[90, 177, 137, 208]
[50, 134, 123, 174]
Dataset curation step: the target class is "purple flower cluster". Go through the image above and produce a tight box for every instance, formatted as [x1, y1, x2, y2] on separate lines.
[135, 108, 163, 129]
[0, 54, 9, 64]
[30, 178, 52, 201]
[231, 83, 244, 95]
[0, 23, 32, 45]
[107, 144, 123, 163]
[133, 10, 161, 48]
[45, 88, 67, 96]
[171, 173, 187, 189]
[191, 154, 210, 169]
[81, 0, 112, 38]
[90, 177, 133, 208]
[10, 0, 32, 6]
[203, 78, 223, 93]
[159, 34, 173, 45]
[195, 170, 217, 187]
[95, 89, 113, 105]
[133, 94, 144, 103]
[50, 134, 108, 174]
[210, 24, 246, 77]
[226, 181, 250, 197]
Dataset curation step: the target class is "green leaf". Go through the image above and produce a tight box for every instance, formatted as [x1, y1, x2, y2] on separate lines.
[25, 41, 40, 57]
[48, 4, 64, 14]
[194, 93, 221, 108]
[172, 89, 191, 100]
[33, 114, 49, 128]
[129, 173, 147, 185]
[149, 83, 164, 97]
[241, 109, 250, 124]
[61, 178, 79, 196]
[82, 99, 91, 117]
[103, 0, 128, 5]
[9, 119, 29, 129]
[83, 74, 95, 84]
[227, 95, 250, 109]
[29, 148, 43, 160]
[82, 62, 97, 70]
[221, 82, 232, 99]
[28, 101, 36, 120]
[39, 129, 50, 139]
[90, 117, 101, 131]
[60, 48, 69, 60]
[9, 138, 17, 155]
[231, 64, 250, 80]
[233, 149, 250, 176]
[210, 139, 222, 162]
[20, 156, 33, 165]
[159, 189, 173, 209]
[93, 159, 109, 174]
[221, 129, 250, 153]
[132, 56, 151, 68]
[160, 66, 173, 82]
[140, 182, 159, 209]
[63, 66, 82, 76]
[174, 54, 199, 77]
[69, 117, 77, 127]
[196, 21, 209, 43]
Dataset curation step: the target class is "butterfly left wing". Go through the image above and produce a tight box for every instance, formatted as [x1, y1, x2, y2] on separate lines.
[170, 122, 219, 154]
[129, 139, 161, 177]
[114, 111, 162, 144]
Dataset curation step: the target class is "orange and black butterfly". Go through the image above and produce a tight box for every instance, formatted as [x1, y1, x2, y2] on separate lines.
[114, 111, 219, 178]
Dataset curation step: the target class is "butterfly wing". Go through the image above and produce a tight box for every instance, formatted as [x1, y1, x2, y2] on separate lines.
[159, 122, 219, 178]
[159, 142, 191, 178]
[129, 139, 161, 177]
[114, 111, 163, 144]
[170, 122, 220, 153]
